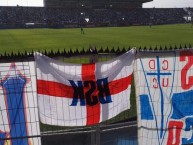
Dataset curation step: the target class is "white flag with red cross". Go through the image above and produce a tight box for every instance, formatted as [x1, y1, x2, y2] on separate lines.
[35, 49, 135, 126]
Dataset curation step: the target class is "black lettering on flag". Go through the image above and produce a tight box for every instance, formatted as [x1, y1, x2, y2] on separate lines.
[69, 80, 85, 106]
[84, 80, 98, 106]
[69, 78, 112, 106]
[97, 78, 112, 104]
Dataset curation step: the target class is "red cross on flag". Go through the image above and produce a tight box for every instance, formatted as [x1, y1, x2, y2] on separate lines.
[35, 49, 135, 126]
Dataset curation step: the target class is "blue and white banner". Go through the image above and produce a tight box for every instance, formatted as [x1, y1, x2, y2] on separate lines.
[0, 62, 41, 145]
[135, 50, 193, 145]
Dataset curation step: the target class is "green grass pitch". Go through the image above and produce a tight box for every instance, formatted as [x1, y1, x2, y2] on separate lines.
[0, 24, 193, 54]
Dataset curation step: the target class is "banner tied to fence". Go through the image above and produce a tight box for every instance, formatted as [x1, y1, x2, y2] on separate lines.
[135, 50, 193, 145]
[35, 49, 135, 126]
[0, 62, 41, 145]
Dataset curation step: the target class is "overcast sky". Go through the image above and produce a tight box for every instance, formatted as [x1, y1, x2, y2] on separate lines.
[0, 0, 44, 7]
[0, 0, 193, 8]
[143, 0, 193, 8]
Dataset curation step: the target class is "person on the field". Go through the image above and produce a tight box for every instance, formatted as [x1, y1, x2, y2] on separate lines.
[81, 26, 85, 34]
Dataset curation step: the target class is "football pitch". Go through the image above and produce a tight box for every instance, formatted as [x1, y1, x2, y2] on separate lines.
[0, 24, 192, 53]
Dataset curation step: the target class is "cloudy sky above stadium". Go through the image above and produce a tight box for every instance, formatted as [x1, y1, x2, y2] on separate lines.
[143, 0, 193, 8]
[0, 0, 193, 7]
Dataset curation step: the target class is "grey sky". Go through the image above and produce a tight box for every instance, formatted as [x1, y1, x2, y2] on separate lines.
[0, 0, 193, 8]
[143, 0, 193, 8]
[0, 0, 44, 6]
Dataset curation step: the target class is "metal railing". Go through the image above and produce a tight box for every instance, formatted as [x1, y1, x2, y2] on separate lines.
[0, 45, 192, 145]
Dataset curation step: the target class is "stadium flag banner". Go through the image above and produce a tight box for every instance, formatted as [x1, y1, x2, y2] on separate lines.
[34, 49, 135, 126]
[0, 62, 41, 145]
[135, 49, 193, 145]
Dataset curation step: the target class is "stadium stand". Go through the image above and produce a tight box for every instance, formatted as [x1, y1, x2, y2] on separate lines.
[0, 6, 190, 28]
[44, 0, 149, 9]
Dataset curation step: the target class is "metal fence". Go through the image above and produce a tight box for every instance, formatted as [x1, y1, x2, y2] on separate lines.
[0, 45, 191, 145]
[0, 44, 192, 61]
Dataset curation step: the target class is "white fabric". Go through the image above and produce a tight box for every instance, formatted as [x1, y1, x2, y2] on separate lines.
[35, 49, 135, 126]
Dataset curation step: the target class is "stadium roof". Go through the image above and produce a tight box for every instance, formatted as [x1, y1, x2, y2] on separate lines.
[44, 0, 152, 8]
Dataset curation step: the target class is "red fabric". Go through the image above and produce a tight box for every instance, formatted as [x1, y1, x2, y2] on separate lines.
[82, 64, 100, 125]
